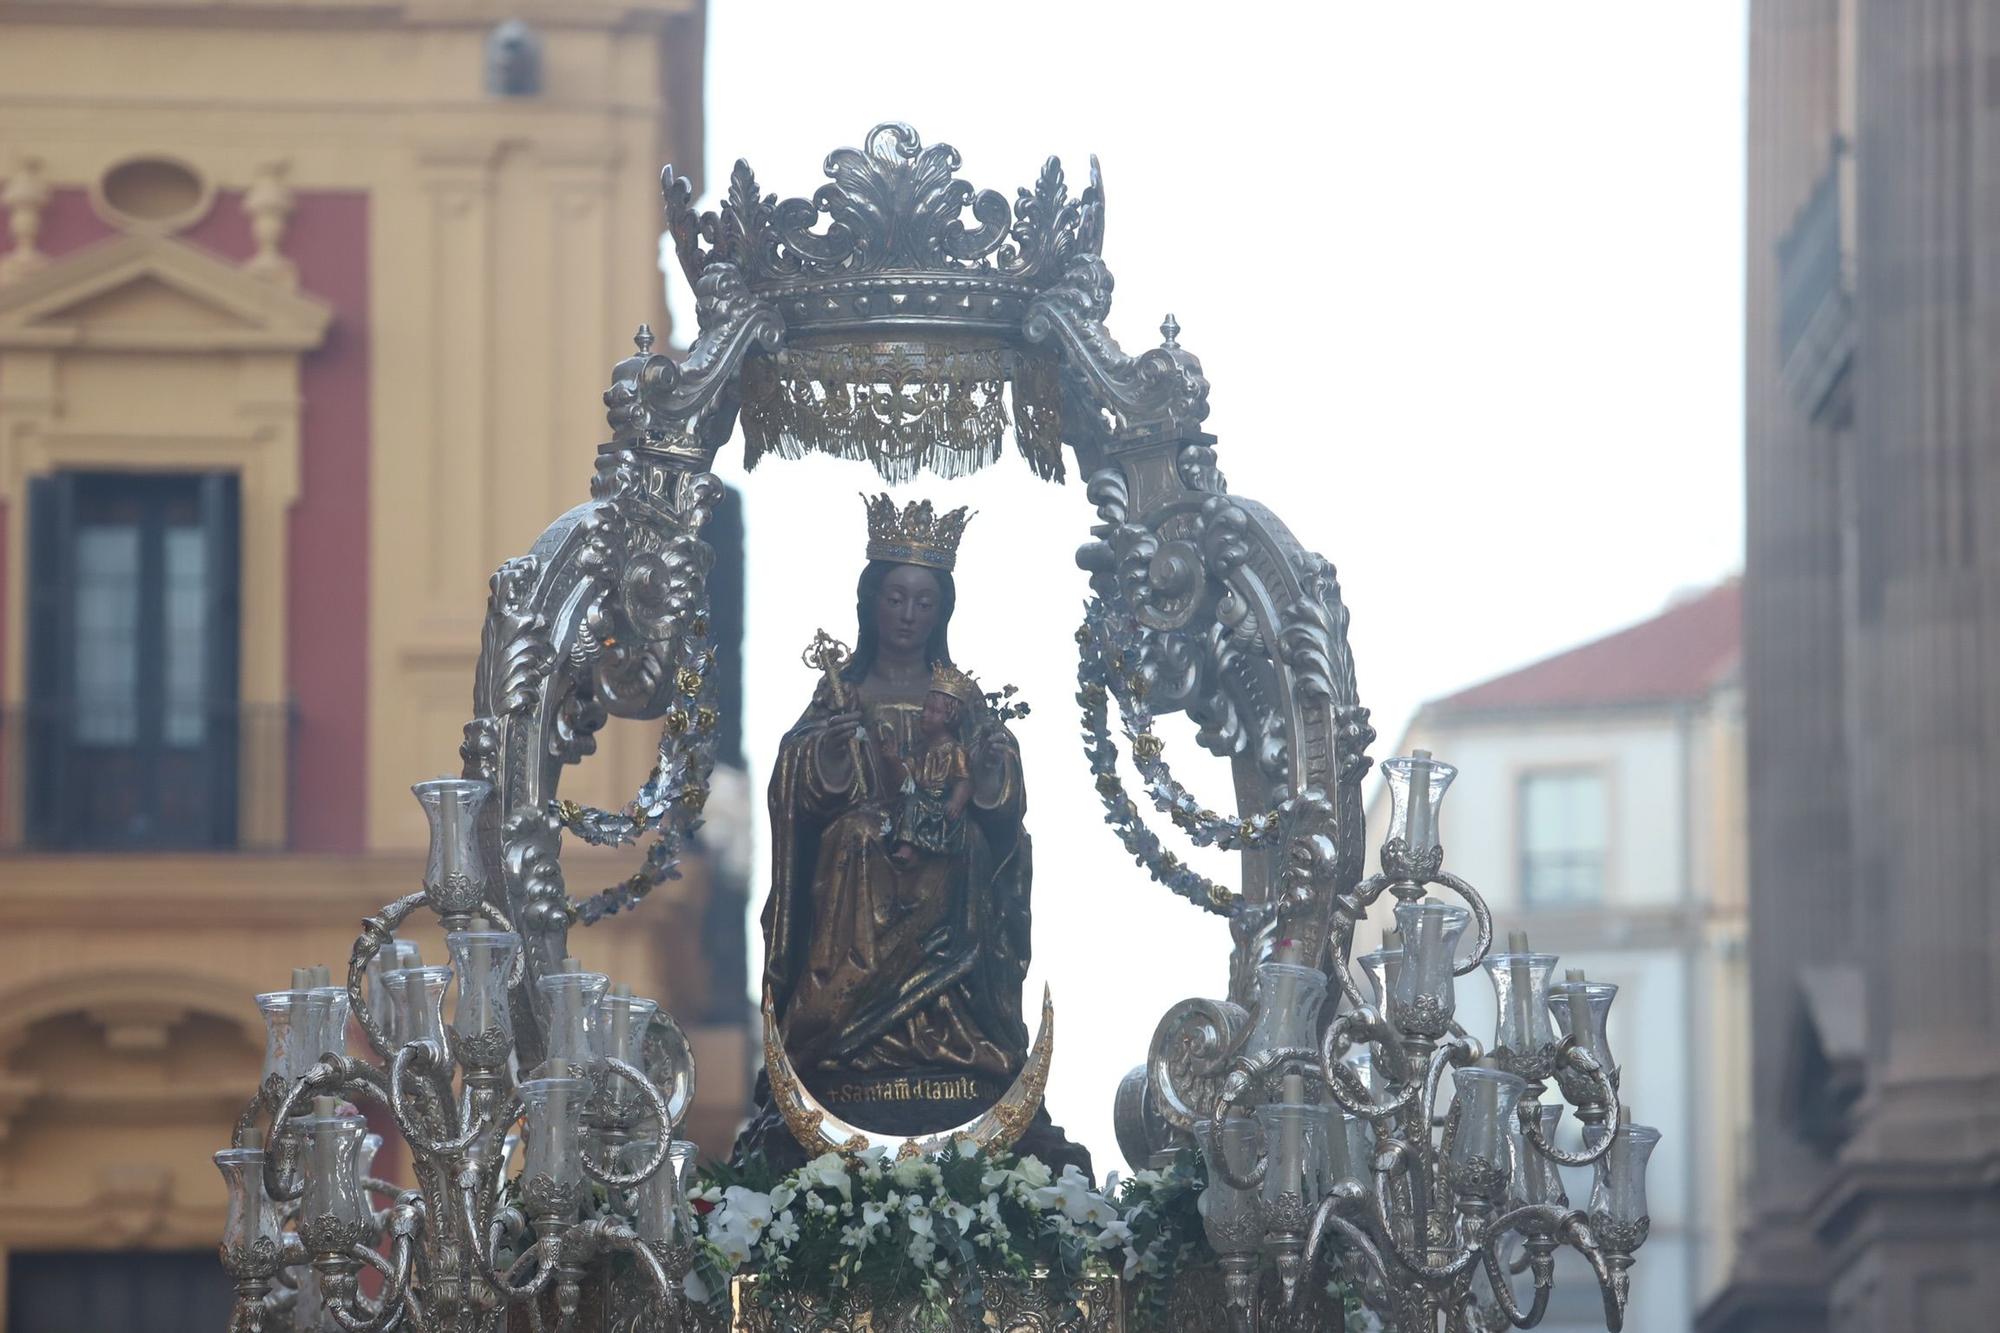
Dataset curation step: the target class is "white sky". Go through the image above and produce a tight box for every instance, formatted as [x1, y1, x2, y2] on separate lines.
[686, 0, 1747, 1171]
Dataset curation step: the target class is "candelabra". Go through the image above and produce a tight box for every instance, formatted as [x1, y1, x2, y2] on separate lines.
[199, 121, 1663, 1333]
[1151, 752, 1656, 1333]
[215, 778, 702, 1333]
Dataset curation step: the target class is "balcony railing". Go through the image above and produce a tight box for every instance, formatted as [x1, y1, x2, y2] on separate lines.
[0, 702, 296, 852]
[1777, 141, 1855, 424]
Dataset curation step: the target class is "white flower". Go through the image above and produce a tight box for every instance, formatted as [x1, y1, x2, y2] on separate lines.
[861, 1200, 890, 1231]
[721, 1185, 774, 1235]
[1093, 1219, 1134, 1251]
[889, 1155, 932, 1189]
[978, 1193, 1008, 1234]
[1034, 1164, 1117, 1226]
[1014, 1157, 1054, 1188]
[942, 1200, 975, 1234]
[904, 1198, 934, 1238]
[713, 1226, 754, 1268]
[840, 1223, 872, 1251]
[907, 1234, 936, 1268]
[768, 1210, 800, 1246]
[768, 1184, 797, 1214]
[804, 1153, 853, 1201]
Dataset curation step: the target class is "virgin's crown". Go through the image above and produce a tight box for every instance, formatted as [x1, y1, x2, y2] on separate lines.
[864, 494, 971, 572]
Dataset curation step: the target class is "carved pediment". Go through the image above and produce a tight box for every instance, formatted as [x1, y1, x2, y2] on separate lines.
[0, 232, 331, 353]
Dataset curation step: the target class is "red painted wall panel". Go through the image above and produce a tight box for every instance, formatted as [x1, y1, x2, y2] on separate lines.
[0, 184, 370, 850]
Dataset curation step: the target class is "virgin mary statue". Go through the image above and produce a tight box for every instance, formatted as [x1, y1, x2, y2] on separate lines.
[731, 496, 1089, 1174]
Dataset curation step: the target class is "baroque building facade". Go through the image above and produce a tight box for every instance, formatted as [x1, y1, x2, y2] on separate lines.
[1375, 581, 1748, 1332]
[1700, 2, 2000, 1330]
[0, 3, 746, 1328]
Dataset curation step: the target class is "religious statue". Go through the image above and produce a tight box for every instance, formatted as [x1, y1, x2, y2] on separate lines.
[732, 495, 1090, 1175]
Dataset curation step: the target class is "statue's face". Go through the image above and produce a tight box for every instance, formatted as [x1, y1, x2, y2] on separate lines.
[876, 563, 943, 658]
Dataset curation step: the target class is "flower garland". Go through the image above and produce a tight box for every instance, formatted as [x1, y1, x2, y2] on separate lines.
[553, 615, 722, 925]
[1076, 601, 1294, 916]
[686, 1144, 1214, 1326]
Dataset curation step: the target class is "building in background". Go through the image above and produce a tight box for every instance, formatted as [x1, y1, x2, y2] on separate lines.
[0, 3, 747, 1328]
[1372, 580, 1746, 1332]
[1702, 3, 2000, 1329]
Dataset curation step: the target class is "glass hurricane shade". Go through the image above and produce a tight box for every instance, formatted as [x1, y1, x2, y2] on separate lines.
[1357, 947, 1401, 1012]
[1388, 901, 1470, 1038]
[300, 1107, 369, 1233]
[537, 970, 610, 1077]
[520, 1077, 589, 1218]
[1320, 1107, 1375, 1201]
[215, 1147, 281, 1255]
[1254, 1102, 1327, 1211]
[1382, 751, 1456, 857]
[1193, 1117, 1265, 1256]
[1509, 1103, 1568, 1209]
[256, 986, 348, 1086]
[593, 991, 659, 1111]
[384, 965, 453, 1051]
[256, 990, 302, 1086]
[412, 778, 492, 912]
[632, 1137, 701, 1248]
[446, 930, 520, 1052]
[1549, 978, 1619, 1076]
[1445, 1067, 1527, 1201]
[1589, 1121, 1660, 1249]
[1246, 962, 1327, 1058]
[1482, 952, 1559, 1057]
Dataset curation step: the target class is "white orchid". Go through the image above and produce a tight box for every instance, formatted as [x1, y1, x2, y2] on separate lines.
[904, 1197, 934, 1238]
[721, 1185, 774, 1235]
[768, 1210, 801, 1246]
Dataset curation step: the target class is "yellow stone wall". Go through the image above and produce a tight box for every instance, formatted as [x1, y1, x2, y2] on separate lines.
[0, 2, 746, 1319]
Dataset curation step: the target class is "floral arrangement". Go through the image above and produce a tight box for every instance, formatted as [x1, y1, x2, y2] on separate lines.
[685, 1142, 1211, 1324]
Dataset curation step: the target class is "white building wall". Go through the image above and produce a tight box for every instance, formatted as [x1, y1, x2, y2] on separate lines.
[1362, 705, 1727, 1332]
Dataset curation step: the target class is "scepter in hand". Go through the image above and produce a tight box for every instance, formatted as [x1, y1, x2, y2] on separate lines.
[802, 628, 872, 798]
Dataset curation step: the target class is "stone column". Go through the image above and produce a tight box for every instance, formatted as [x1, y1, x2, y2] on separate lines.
[1701, 4, 1847, 1328]
[1815, 4, 2000, 1326]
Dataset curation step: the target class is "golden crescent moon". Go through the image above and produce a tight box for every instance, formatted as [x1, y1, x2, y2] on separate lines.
[762, 984, 1054, 1160]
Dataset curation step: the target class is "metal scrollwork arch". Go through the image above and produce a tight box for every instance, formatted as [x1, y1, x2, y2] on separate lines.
[459, 124, 1375, 1140]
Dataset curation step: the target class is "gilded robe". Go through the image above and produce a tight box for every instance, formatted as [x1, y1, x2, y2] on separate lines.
[760, 668, 1032, 1088]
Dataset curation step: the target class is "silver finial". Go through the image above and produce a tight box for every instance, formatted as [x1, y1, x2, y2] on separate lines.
[634, 323, 655, 356]
[1160, 313, 1180, 348]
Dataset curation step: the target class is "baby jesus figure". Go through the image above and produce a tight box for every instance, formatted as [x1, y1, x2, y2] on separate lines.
[884, 665, 980, 868]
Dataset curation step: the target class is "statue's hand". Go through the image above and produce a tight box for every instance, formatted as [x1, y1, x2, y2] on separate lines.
[821, 709, 865, 742]
[812, 710, 867, 790]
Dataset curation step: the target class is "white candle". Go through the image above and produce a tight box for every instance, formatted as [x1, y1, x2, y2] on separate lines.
[1508, 931, 1534, 1051]
[439, 784, 463, 880]
[1280, 1072, 1306, 1191]
[1406, 750, 1434, 851]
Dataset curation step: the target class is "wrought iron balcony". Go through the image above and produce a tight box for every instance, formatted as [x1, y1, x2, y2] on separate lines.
[0, 701, 296, 851]
[1777, 142, 1855, 425]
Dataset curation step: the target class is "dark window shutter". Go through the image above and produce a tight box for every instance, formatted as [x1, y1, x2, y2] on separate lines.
[24, 472, 78, 841]
[199, 472, 242, 845]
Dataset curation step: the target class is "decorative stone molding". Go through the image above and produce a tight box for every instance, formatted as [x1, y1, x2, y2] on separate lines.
[0, 233, 331, 846]
[0, 157, 51, 284]
[244, 161, 297, 286]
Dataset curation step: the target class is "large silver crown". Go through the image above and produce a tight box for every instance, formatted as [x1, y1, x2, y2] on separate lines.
[665, 122, 1103, 340]
[614, 125, 1206, 487]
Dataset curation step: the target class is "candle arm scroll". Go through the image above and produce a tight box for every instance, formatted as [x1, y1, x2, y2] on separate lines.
[578, 1059, 672, 1189]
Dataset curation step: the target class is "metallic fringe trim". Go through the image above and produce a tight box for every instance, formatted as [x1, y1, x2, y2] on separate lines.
[740, 347, 1064, 484]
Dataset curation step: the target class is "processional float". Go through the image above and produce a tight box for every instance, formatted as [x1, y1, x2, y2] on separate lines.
[215, 124, 1656, 1333]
